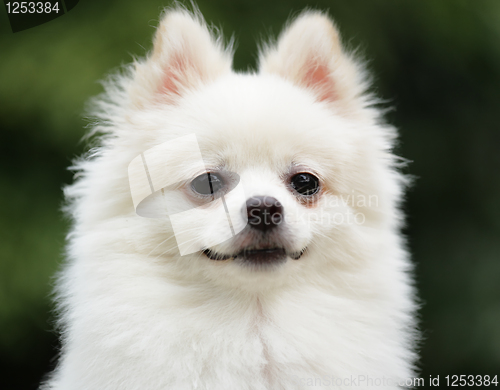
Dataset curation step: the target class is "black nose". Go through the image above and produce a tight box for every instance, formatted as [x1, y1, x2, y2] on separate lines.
[246, 196, 284, 232]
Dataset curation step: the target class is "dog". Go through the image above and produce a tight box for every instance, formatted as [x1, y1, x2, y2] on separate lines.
[42, 5, 418, 390]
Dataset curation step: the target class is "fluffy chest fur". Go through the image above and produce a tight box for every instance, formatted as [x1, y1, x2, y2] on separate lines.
[52, 247, 414, 390]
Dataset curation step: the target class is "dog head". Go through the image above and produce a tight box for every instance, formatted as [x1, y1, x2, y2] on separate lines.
[82, 8, 403, 292]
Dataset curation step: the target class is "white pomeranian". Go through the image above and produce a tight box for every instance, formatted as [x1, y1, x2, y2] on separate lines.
[42, 5, 418, 390]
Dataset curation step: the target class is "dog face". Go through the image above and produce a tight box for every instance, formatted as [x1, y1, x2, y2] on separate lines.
[106, 9, 401, 291]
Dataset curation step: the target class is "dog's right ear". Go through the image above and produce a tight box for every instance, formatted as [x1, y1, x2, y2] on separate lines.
[130, 8, 232, 106]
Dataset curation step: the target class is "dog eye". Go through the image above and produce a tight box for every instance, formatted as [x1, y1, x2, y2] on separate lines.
[191, 173, 224, 195]
[290, 173, 320, 196]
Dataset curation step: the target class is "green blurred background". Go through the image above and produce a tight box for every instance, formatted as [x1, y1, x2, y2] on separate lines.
[1, 0, 499, 388]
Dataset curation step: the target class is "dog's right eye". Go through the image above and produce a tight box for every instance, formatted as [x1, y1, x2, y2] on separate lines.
[191, 173, 224, 195]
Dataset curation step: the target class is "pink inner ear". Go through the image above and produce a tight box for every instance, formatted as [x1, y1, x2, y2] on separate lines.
[160, 53, 190, 98]
[303, 61, 337, 102]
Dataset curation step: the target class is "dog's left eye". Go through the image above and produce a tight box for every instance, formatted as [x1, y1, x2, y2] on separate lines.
[191, 173, 225, 195]
[290, 173, 320, 196]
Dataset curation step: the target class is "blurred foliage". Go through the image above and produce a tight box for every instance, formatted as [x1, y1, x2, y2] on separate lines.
[1, 0, 499, 389]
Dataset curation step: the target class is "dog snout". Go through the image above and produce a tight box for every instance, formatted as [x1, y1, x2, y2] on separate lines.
[245, 196, 284, 232]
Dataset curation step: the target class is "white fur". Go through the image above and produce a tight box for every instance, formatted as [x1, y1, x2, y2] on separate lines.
[42, 6, 418, 390]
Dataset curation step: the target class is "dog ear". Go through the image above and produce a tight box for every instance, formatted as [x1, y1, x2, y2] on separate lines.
[259, 11, 368, 115]
[131, 8, 232, 106]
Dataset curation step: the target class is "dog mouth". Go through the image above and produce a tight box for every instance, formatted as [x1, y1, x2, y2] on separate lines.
[202, 247, 306, 266]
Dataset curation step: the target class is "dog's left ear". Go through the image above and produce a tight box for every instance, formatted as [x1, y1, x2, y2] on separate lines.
[259, 11, 368, 115]
[130, 8, 232, 106]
